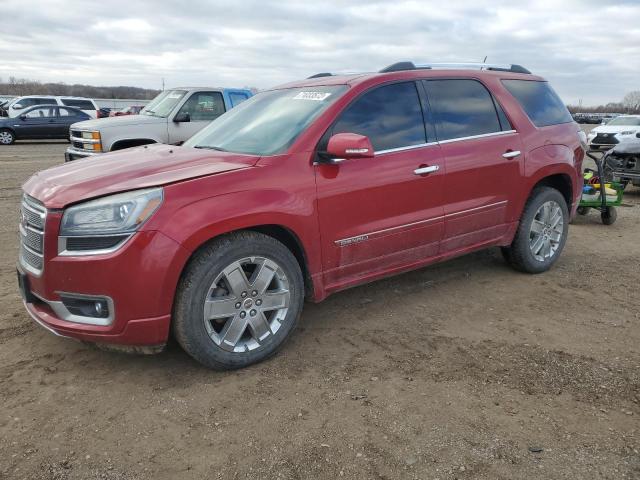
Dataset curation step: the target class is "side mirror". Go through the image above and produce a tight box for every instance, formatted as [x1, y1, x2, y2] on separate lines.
[174, 112, 190, 123]
[636, 132, 640, 138]
[13, 103, 24, 110]
[323, 133, 374, 164]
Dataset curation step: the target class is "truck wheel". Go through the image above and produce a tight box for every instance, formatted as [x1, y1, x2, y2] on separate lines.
[601, 207, 617, 225]
[0, 129, 15, 145]
[502, 187, 569, 274]
[173, 231, 304, 370]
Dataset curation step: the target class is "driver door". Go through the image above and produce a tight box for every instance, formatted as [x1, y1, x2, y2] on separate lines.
[14, 106, 57, 138]
[314, 81, 446, 288]
[168, 91, 226, 144]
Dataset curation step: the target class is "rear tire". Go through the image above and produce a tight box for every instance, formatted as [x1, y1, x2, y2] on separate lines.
[0, 129, 15, 145]
[502, 187, 569, 274]
[173, 231, 304, 370]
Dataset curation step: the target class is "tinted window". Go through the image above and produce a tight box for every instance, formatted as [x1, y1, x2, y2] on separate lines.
[332, 82, 426, 151]
[177, 91, 225, 121]
[34, 98, 56, 106]
[61, 99, 95, 110]
[495, 99, 512, 131]
[502, 80, 572, 127]
[424, 79, 501, 141]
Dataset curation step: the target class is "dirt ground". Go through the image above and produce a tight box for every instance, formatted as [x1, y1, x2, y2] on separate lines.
[1, 133, 639, 480]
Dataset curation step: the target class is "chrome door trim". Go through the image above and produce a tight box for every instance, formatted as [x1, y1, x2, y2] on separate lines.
[447, 200, 508, 218]
[335, 216, 444, 246]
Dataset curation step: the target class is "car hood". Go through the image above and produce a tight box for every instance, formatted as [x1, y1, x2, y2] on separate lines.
[592, 125, 640, 134]
[71, 114, 166, 130]
[23, 144, 259, 209]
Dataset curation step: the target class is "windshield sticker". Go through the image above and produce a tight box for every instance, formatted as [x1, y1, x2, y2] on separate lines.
[293, 91, 331, 101]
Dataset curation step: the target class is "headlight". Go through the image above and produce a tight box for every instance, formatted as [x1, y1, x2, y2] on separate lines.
[80, 131, 102, 152]
[60, 188, 163, 236]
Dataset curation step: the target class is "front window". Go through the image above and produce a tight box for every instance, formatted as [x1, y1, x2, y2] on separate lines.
[176, 91, 225, 121]
[606, 116, 640, 126]
[141, 90, 187, 118]
[184, 86, 347, 156]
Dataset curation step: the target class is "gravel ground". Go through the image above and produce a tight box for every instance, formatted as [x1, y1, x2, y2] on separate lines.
[0, 133, 639, 480]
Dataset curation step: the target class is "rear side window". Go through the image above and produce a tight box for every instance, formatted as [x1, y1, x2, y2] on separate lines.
[502, 80, 572, 127]
[423, 79, 502, 141]
[61, 99, 95, 110]
[229, 92, 249, 107]
[332, 82, 426, 151]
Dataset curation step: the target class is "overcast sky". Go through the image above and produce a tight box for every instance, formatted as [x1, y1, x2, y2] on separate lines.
[1, 0, 639, 105]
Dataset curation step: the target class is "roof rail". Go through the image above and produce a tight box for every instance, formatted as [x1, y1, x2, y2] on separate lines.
[307, 72, 333, 79]
[379, 62, 531, 74]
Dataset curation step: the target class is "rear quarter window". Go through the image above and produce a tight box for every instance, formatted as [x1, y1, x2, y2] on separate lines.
[502, 80, 572, 127]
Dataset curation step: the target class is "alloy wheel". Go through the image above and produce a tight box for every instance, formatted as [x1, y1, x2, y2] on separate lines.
[203, 256, 290, 353]
[0, 131, 13, 144]
[529, 200, 564, 262]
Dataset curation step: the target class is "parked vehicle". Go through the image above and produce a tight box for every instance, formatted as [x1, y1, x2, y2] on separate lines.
[602, 135, 640, 188]
[18, 62, 583, 369]
[64, 88, 253, 161]
[0, 105, 90, 144]
[587, 115, 640, 150]
[97, 108, 112, 119]
[5, 96, 99, 119]
[110, 105, 145, 116]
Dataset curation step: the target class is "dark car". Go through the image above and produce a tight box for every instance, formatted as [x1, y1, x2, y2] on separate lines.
[0, 105, 91, 145]
[604, 136, 640, 188]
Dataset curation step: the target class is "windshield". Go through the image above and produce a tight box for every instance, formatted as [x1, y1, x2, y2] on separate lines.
[607, 116, 640, 126]
[141, 90, 187, 118]
[184, 85, 348, 155]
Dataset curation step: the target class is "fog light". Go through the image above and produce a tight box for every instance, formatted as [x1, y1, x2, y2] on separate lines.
[59, 294, 110, 319]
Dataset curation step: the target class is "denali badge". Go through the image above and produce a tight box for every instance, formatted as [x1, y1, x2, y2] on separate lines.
[336, 235, 369, 247]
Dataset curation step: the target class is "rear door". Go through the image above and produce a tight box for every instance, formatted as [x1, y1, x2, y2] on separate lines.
[422, 79, 524, 252]
[168, 91, 226, 143]
[315, 81, 446, 287]
[55, 107, 84, 137]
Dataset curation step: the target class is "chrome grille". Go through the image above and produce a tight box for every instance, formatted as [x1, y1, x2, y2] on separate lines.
[19, 194, 46, 275]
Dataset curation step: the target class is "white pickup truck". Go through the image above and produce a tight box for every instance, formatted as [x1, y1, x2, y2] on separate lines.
[65, 87, 252, 161]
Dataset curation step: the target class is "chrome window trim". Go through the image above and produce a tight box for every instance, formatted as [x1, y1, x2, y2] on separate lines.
[371, 131, 517, 156]
[57, 233, 134, 256]
[375, 142, 438, 155]
[438, 130, 517, 145]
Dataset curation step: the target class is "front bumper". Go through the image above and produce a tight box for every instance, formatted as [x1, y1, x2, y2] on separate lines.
[19, 228, 191, 347]
[64, 146, 100, 162]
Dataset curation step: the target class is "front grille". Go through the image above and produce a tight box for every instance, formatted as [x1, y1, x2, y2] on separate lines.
[65, 235, 129, 251]
[72, 141, 84, 149]
[592, 133, 619, 145]
[19, 194, 46, 275]
[71, 130, 83, 139]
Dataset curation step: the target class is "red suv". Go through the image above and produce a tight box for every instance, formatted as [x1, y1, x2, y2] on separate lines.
[18, 62, 584, 369]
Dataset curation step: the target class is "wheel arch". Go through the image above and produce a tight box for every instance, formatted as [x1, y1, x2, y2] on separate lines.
[179, 224, 316, 301]
[531, 173, 574, 209]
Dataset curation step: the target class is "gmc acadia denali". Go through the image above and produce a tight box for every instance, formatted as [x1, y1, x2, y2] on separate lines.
[17, 62, 584, 369]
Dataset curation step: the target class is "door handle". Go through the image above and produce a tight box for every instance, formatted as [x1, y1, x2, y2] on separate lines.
[414, 165, 439, 175]
[502, 150, 521, 159]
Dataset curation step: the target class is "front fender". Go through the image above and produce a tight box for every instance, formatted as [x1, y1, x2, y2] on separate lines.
[151, 185, 321, 276]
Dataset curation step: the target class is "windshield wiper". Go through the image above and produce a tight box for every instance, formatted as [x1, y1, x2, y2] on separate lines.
[194, 145, 228, 152]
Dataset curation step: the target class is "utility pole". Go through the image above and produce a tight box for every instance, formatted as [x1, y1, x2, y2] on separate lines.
[162, 78, 165, 91]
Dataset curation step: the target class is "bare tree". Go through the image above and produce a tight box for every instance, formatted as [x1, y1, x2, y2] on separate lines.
[622, 91, 640, 112]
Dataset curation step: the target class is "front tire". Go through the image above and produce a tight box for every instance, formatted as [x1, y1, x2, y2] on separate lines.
[173, 231, 304, 370]
[0, 129, 15, 145]
[502, 187, 569, 273]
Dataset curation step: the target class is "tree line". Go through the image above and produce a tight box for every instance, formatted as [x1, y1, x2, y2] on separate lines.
[0, 76, 160, 99]
[567, 91, 640, 114]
